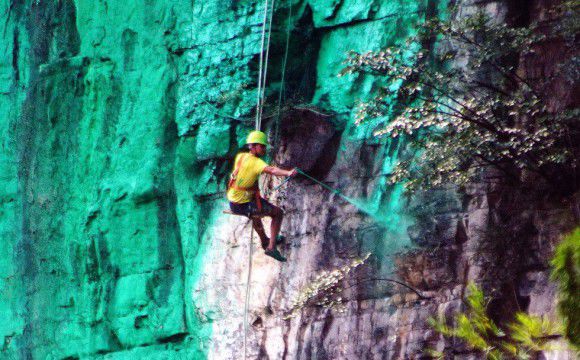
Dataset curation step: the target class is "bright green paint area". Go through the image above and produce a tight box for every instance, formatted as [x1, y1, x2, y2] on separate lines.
[0, 0, 446, 358]
[310, 0, 447, 263]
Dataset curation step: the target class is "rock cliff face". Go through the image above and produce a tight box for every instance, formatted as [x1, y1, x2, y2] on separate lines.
[0, 0, 575, 359]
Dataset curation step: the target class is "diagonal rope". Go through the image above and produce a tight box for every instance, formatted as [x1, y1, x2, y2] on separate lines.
[296, 168, 352, 202]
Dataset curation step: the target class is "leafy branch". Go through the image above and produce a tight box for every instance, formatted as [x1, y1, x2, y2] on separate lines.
[428, 283, 564, 359]
[342, 6, 579, 193]
[550, 228, 580, 349]
[283, 253, 429, 319]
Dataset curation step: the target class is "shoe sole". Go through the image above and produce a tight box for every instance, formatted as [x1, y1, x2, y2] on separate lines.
[265, 251, 287, 262]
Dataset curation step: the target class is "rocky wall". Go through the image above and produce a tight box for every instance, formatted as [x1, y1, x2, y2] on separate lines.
[0, 0, 575, 359]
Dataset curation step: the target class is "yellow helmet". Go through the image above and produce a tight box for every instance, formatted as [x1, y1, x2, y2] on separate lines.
[246, 130, 268, 146]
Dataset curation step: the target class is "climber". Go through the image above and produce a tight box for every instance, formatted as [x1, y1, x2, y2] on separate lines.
[227, 130, 297, 262]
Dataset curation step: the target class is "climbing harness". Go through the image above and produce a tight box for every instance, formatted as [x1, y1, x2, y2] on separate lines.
[227, 153, 249, 190]
[228, 153, 263, 212]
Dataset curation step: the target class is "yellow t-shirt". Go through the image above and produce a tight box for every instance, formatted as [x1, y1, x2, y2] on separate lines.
[227, 153, 268, 204]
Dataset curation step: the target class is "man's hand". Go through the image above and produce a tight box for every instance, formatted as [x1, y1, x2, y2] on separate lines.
[264, 166, 298, 177]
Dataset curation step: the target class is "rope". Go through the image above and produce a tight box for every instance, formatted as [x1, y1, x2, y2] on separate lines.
[273, 2, 293, 151]
[255, 0, 270, 130]
[243, 227, 255, 360]
[272, 175, 293, 192]
[296, 168, 352, 203]
[263, 174, 294, 198]
[258, 0, 275, 126]
[201, 98, 254, 122]
[342, 278, 431, 299]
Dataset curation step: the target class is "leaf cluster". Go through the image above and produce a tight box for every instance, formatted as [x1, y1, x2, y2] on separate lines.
[428, 283, 563, 359]
[550, 228, 580, 348]
[344, 7, 579, 193]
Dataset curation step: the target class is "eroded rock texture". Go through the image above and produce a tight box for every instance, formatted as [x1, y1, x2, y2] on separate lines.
[0, 0, 576, 359]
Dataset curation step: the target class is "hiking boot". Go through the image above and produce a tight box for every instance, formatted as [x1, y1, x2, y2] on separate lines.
[265, 248, 287, 262]
[261, 235, 285, 250]
[275, 235, 285, 244]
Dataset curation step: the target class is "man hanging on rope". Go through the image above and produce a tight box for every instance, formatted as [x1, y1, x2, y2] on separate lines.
[227, 130, 297, 262]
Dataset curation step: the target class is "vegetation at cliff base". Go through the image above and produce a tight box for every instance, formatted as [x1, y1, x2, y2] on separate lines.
[550, 228, 580, 348]
[428, 283, 563, 359]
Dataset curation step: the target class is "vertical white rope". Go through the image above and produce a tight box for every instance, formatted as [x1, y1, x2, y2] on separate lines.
[246, 0, 273, 355]
[255, 0, 270, 130]
[243, 227, 254, 360]
[258, 0, 276, 129]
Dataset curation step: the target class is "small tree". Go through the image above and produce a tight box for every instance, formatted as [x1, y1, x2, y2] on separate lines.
[550, 228, 580, 348]
[342, 3, 579, 193]
[428, 283, 563, 359]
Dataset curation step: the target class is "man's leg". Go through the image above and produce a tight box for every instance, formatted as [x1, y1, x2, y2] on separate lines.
[250, 198, 287, 262]
[251, 218, 269, 250]
[266, 205, 284, 251]
[232, 201, 269, 249]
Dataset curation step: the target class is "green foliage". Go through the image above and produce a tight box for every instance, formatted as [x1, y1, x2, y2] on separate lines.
[509, 313, 562, 352]
[551, 228, 580, 348]
[552, 1, 580, 46]
[429, 283, 563, 359]
[343, 6, 579, 193]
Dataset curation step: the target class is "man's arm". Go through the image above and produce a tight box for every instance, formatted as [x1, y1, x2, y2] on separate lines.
[263, 166, 297, 177]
